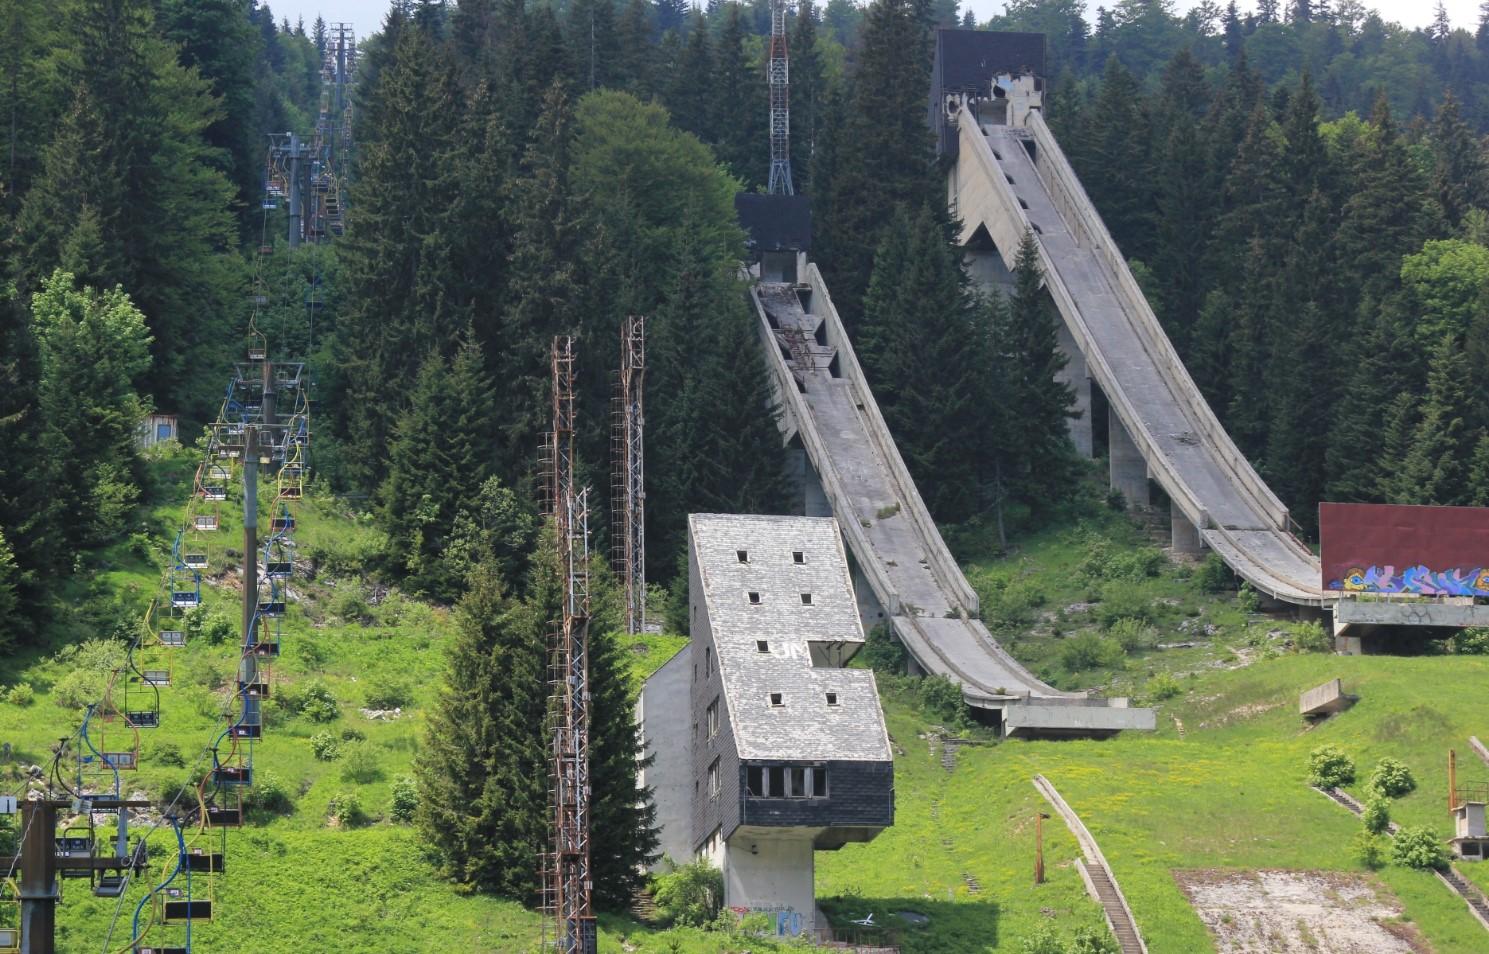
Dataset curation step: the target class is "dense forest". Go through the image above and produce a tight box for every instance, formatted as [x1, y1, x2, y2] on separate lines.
[4, 0, 1489, 914]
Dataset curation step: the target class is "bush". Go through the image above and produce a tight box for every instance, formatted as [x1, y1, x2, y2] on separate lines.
[310, 732, 342, 762]
[298, 680, 340, 723]
[1236, 583, 1260, 614]
[327, 791, 368, 827]
[1109, 617, 1157, 652]
[1288, 621, 1331, 654]
[328, 583, 371, 624]
[339, 742, 384, 784]
[151, 742, 185, 767]
[1391, 826, 1447, 870]
[1362, 796, 1391, 835]
[1095, 585, 1160, 628]
[186, 609, 235, 646]
[1308, 745, 1356, 789]
[1144, 672, 1183, 703]
[50, 638, 128, 709]
[1079, 539, 1163, 582]
[1368, 757, 1416, 798]
[1070, 927, 1119, 954]
[1353, 831, 1387, 869]
[917, 675, 965, 725]
[652, 859, 723, 927]
[1452, 628, 1489, 655]
[1194, 554, 1235, 594]
[1060, 634, 1125, 673]
[6, 683, 34, 706]
[363, 674, 413, 710]
[244, 771, 295, 817]
[1019, 924, 1065, 954]
[389, 775, 418, 823]
[861, 624, 907, 673]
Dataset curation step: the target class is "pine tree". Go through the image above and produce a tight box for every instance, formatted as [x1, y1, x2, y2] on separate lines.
[415, 561, 547, 899]
[1468, 432, 1489, 506]
[790, 0, 825, 194]
[566, 0, 619, 90]
[1152, 50, 1214, 350]
[1324, 304, 1412, 502]
[613, 0, 654, 97]
[1081, 56, 1155, 259]
[712, 2, 766, 186]
[0, 282, 57, 617]
[382, 337, 502, 602]
[0, 529, 20, 655]
[1389, 337, 1473, 505]
[666, 9, 715, 140]
[1432, 91, 1489, 230]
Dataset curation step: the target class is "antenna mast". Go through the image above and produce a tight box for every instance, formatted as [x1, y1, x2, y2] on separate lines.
[767, 0, 793, 195]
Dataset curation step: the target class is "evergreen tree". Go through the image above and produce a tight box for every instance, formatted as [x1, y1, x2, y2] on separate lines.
[1432, 91, 1489, 230]
[1324, 305, 1412, 501]
[613, 0, 654, 97]
[666, 9, 714, 140]
[712, 3, 766, 187]
[790, 0, 825, 194]
[566, 0, 619, 90]
[1389, 336, 1473, 504]
[382, 337, 502, 602]
[0, 529, 20, 655]
[0, 282, 57, 616]
[1080, 56, 1155, 259]
[1468, 432, 1489, 506]
[415, 561, 547, 899]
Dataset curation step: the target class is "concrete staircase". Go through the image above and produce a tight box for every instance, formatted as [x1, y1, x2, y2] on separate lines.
[1079, 860, 1145, 954]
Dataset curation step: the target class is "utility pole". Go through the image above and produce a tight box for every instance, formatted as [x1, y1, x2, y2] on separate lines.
[1034, 811, 1050, 885]
[1450, 749, 1458, 812]
[612, 316, 646, 636]
[766, 0, 793, 195]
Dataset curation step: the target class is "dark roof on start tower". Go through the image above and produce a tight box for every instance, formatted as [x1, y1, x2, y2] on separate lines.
[734, 193, 812, 254]
[930, 29, 1047, 158]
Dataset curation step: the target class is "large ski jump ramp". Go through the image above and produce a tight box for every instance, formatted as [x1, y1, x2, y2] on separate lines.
[750, 273, 1154, 736]
[952, 104, 1324, 607]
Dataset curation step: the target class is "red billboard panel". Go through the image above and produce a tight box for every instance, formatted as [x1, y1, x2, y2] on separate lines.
[1319, 502, 1489, 596]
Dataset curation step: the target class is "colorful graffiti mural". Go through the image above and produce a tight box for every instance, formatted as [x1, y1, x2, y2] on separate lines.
[1331, 565, 1489, 596]
[1320, 502, 1489, 596]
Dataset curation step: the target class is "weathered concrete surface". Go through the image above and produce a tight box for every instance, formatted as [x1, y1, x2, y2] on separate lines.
[1171, 507, 1203, 555]
[751, 274, 1152, 736]
[1333, 597, 1489, 631]
[951, 106, 1323, 607]
[1298, 678, 1351, 717]
[637, 646, 693, 869]
[1005, 700, 1156, 736]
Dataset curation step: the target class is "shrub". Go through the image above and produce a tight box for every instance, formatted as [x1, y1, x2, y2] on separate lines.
[1452, 628, 1489, 655]
[1288, 621, 1331, 654]
[1144, 672, 1183, 703]
[1019, 923, 1065, 954]
[1362, 796, 1391, 835]
[652, 859, 723, 927]
[861, 624, 907, 673]
[151, 742, 185, 767]
[1368, 757, 1416, 798]
[1095, 585, 1160, 628]
[389, 775, 418, 823]
[1109, 617, 1157, 652]
[310, 732, 342, 762]
[1079, 539, 1163, 582]
[327, 791, 368, 827]
[1352, 831, 1387, 869]
[1194, 554, 1235, 594]
[363, 674, 413, 710]
[1308, 745, 1356, 789]
[186, 609, 235, 646]
[50, 638, 128, 709]
[1236, 583, 1260, 614]
[298, 680, 340, 723]
[244, 771, 295, 817]
[339, 727, 367, 742]
[6, 683, 34, 706]
[1391, 826, 1447, 870]
[328, 583, 371, 623]
[1060, 634, 1125, 673]
[1070, 927, 1119, 954]
[917, 675, 964, 725]
[339, 742, 384, 784]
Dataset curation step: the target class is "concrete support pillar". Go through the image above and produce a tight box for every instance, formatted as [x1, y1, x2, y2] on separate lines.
[1108, 406, 1147, 510]
[787, 447, 832, 519]
[1171, 507, 1202, 555]
[724, 834, 816, 939]
[1056, 320, 1093, 458]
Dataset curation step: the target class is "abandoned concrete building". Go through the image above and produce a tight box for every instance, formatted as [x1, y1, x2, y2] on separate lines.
[637, 513, 894, 937]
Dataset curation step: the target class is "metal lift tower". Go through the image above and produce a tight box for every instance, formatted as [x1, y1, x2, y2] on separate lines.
[767, 0, 793, 195]
[612, 315, 646, 636]
[542, 337, 597, 954]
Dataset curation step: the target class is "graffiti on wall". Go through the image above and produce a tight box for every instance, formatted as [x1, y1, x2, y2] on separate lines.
[1319, 502, 1489, 596]
[1330, 565, 1489, 597]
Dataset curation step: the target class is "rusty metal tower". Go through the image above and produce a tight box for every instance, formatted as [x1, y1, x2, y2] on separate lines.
[542, 336, 597, 954]
[611, 316, 646, 636]
[767, 0, 793, 195]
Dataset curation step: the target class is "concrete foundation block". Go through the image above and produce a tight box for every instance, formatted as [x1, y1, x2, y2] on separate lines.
[1108, 407, 1147, 510]
[1171, 508, 1202, 555]
[1056, 322, 1093, 459]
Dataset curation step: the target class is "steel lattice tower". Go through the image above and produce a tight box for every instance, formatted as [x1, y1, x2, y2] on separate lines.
[612, 316, 646, 636]
[767, 0, 793, 195]
[542, 337, 597, 954]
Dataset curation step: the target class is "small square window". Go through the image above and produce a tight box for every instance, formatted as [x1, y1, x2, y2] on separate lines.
[706, 698, 720, 738]
[800, 593, 812, 605]
[737, 549, 749, 563]
[792, 551, 805, 564]
[825, 692, 839, 706]
[769, 692, 784, 707]
[769, 765, 785, 794]
[708, 757, 721, 798]
[812, 767, 828, 797]
[747, 766, 764, 796]
[756, 640, 770, 653]
[748, 592, 761, 604]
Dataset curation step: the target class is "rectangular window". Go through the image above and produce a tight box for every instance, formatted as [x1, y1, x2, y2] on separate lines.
[790, 767, 807, 797]
[737, 549, 749, 563]
[812, 767, 828, 797]
[769, 692, 783, 707]
[800, 593, 812, 605]
[705, 646, 712, 677]
[706, 698, 719, 739]
[768, 766, 785, 796]
[825, 692, 839, 706]
[746, 766, 764, 796]
[756, 639, 769, 653]
[748, 592, 761, 604]
[792, 551, 805, 564]
[708, 758, 721, 798]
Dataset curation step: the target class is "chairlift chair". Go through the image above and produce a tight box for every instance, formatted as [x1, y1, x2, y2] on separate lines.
[0, 878, 20, 953]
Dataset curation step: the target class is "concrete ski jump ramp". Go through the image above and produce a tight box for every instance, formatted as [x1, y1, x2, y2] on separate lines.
[951, 105, 1323, 607]
[750, 272, 1153, 737]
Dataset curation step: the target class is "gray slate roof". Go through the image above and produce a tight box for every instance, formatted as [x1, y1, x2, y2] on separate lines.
[690, 513, 892, 763]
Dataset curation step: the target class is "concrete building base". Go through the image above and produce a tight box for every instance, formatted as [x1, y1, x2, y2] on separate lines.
[723, 831, 816, 939]
[1108, 406, 1148, 510]
[1333, 598, 1489, 634]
